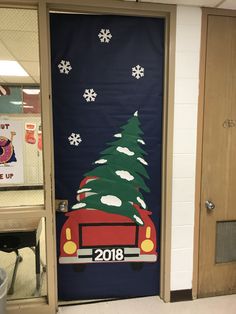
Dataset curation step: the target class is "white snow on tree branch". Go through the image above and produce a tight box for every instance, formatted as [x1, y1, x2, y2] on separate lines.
[137, 197, 146, 209]
[77, 191, 96, 202]
[132, 65, 144, 79]
[115, 170, 134, 181]
[72, 202, 86, 209]
[77, 188, 92, 194]
[101, 195, 122, 207]
[137, 157, 148, 166]
[114, 133, 122, 138]
[58, 60, 72, 74]
[95, 159, 107, 164]
[133, 214, 144, 225]
[86, 178, 98, 183]
[137, 139, 145, 145]
[83, 89, 97, 102]
[68, 133, 82, 146]
[98, 29, 112, 43]
[116, 146, 135, 156]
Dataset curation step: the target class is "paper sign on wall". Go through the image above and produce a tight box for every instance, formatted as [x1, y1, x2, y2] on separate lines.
[0, 120, 24, 184]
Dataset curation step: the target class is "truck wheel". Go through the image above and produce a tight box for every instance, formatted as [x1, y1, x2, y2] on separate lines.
[130, 262, 143, 271]
[73, 264, 86, 272]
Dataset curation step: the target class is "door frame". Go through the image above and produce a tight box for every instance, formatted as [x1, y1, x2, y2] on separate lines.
[193, 7, 236, 299]
[47, 0, 176, 304]
[0, 1, 57, 314]
[1, 0, 176, 310]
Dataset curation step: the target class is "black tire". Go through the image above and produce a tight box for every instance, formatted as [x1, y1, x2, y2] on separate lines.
[73, 264, 87, 272]
[130, 262, 143, 271]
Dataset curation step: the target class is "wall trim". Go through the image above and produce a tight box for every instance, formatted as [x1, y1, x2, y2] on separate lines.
[0, 185, 43, 191]
[170, 289, 193, 302]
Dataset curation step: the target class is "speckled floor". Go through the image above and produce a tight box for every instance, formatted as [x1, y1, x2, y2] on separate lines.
[59, 294, 236, 314]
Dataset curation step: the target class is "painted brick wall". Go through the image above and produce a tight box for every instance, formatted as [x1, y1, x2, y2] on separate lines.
[171, 5, 201, 291]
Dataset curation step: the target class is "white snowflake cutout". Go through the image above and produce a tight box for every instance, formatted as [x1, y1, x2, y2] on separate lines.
[68, 133, 82, 146]
[58, 60, 72, 74]
[98, 29, 112, 43]
[132, 65, 144, 79]
[83, 89, 97, 102]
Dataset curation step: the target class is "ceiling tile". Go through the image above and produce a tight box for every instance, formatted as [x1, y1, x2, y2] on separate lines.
[1, 76, 35, 84]
[32, 76, 40, 84]
[0, 30, 39, 62]
[0, 8, 38, 32]
[0, 8, 39, 85]
[0, 41, 14, 60]
[219, 0, 236, 10]
[20, 61, 40, 77]
[140, 0, 219, 6]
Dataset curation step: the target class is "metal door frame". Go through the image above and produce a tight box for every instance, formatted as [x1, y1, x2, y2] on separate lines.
[0, 1, 57, 314]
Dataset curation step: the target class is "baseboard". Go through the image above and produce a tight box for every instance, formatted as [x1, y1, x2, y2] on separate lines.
[170, 289, 193, 302]
[0, 185, 43, 191]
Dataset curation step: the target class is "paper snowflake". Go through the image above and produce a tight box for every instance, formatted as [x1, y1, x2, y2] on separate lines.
[58, 60, 72, 74]
[98, 29, 112, 43]
[68, 133, 82, 146]
[132, 65, 144, 79]
[83, 89, 97, 102]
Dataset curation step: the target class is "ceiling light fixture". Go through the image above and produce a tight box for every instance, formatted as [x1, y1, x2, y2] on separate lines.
[10, 101, 27, 105]
[22, 88, 40, 95]
[0, 60, 29, 76]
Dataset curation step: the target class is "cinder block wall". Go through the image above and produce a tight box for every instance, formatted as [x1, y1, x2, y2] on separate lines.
[171, 5, 201, 291]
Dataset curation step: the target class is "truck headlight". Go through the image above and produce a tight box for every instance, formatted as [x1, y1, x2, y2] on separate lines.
[141, 226, 154, 252]
[141, 239, 154, 252]
[63, 241, 77, 255]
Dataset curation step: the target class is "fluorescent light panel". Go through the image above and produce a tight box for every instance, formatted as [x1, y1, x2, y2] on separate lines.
[10, 101, 27, 105]
[22, 88, 40, 95]
[0, 60, 29, 76]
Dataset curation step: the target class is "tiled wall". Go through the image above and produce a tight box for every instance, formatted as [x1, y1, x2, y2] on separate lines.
[171, 6, 201, 290]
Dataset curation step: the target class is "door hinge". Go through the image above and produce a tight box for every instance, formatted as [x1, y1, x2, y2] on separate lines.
[55, 199, 68, 213]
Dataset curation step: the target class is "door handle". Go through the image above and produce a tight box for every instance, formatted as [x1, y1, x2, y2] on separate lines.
[205, 200, 215, 211]
[55, 199, 68, 213]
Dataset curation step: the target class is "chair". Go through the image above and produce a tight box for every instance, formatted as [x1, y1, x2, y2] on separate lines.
[0, 218, 46, 295]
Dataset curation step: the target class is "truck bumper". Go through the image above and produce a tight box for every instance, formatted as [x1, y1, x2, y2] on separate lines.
[59, 247, 157, 264]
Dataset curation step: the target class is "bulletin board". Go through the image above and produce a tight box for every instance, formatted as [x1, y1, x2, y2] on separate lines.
[0, 120, 24, 184]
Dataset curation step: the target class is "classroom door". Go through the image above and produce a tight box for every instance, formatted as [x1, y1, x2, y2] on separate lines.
[50, 13, 164, 301]
[198, 15, 236, 297]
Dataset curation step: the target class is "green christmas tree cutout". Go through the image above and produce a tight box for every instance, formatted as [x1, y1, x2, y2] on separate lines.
[72, 111, 150, 226]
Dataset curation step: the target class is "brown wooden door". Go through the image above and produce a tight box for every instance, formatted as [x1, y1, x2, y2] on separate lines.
[198, 14, 236, 297]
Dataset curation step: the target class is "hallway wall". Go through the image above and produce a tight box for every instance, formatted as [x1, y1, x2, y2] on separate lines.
[171, 5, 201, 291]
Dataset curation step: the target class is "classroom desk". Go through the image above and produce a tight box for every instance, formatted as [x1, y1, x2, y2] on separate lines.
[0, 218, 43, 295]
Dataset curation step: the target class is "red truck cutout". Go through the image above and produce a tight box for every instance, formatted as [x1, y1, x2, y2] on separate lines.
[59, 177, 157, 265]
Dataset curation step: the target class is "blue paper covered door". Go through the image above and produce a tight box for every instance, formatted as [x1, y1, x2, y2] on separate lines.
[50, 13, 164, 301]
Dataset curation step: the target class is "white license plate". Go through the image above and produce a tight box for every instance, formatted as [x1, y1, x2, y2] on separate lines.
[92, 248, 124, 262]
